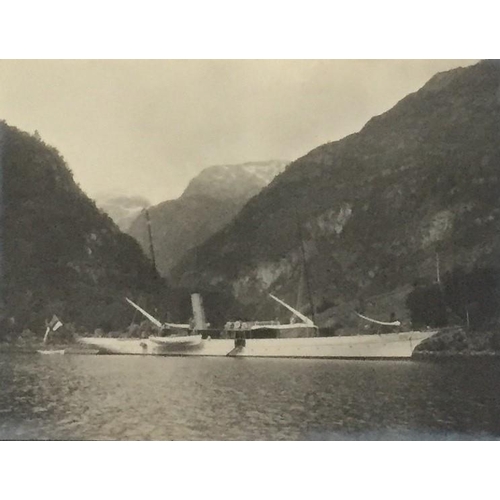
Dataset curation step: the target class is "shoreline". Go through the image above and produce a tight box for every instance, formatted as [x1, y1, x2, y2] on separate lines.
[2, 344, 500, 359]
[413, 350, 500, 360]
[0, 341, 99, 355]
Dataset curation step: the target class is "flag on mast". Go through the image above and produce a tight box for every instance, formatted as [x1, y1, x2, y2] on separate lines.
[48, 315, 63, 331]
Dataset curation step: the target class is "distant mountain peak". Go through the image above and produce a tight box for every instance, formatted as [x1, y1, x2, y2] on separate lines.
[127, 160, 288, 276]
[95, 194, 151, 232]
[181, 160, 287, 201]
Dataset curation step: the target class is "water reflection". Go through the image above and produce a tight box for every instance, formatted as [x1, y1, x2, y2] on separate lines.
[1, 354, 500, 440]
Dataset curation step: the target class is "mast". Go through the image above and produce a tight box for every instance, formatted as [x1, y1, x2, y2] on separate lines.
[296, 264, 306, 316]
[294, 206, 316, 325]
[435, 251, 441, 285]
[144, 208, 157, 272]
[140, 208, 158, 323]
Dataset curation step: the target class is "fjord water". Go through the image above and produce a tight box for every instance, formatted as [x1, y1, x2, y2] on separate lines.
[1, 354, 499, 440]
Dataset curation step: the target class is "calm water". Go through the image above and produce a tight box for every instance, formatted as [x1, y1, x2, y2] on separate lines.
[1, 353, 500, 440]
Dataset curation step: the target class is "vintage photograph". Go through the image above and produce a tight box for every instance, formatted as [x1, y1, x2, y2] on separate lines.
[2, 58, 499, 442]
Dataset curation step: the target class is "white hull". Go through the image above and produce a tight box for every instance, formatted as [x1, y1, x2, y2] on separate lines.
[37, 349, 66, 355]
[77, 330, 436, 359]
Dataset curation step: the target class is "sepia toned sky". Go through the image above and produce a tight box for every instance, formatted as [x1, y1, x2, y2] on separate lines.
[0, 59, 477, 204]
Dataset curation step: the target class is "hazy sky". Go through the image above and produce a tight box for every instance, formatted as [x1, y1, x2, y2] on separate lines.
[0, 59, 477, 204]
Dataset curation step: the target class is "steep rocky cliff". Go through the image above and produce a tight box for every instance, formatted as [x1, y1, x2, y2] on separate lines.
[128, 160, 287, 276]
[172, 60, 500, 330]
[0, 123, 166, 336]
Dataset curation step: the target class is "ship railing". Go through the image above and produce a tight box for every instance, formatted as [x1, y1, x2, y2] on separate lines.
[224, 320, 281, 330]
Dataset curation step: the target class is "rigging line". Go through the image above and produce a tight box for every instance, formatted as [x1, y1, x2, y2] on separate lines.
[354, 311, 401, 326]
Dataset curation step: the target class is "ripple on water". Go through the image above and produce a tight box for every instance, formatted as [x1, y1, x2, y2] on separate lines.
[1, 354, 500, 440]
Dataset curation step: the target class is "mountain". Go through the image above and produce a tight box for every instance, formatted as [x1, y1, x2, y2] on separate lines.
[127, 160, 287, 276]
[0, 122, 168, 337]
[172, 60, 500, 331]
[95, 194, 150, 232]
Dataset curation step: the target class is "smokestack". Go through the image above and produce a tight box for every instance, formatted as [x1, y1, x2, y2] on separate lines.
[191, 293, 207, 330]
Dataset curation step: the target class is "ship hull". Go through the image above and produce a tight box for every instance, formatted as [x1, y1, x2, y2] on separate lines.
[77, 330, 435, 359]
